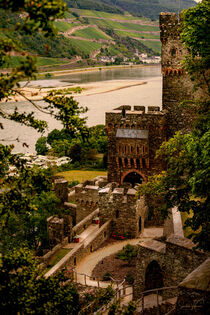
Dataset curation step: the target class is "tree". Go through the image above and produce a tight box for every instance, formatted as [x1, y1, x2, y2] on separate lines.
[115, 244, 138, 264]
[0, 248, 80, 315]
[0, 144, 61, 253]
[0, 0, 67, 132]
[35, 136, 48, 155]
[138, 0, 210, 251]
[44, 93, 88, 140]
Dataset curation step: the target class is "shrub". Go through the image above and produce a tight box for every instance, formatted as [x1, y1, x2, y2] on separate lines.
[125, 273, 134, 285]
[102, 272, 112, 281]
[115, 244, 137, 264]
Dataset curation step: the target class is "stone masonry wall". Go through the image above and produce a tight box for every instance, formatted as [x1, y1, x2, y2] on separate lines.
[134, 235, 207, 300]
[99, 185, 147, 238]
[45, 220, 112, 278]
[160, 12, 200, 138]
[106, 108, 166, 184]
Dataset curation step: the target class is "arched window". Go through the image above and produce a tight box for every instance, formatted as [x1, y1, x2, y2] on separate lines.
[142, 158, 146, 168]
[119, 157, 122, 167]
[171, 48, 177, 58]
[131, 158, 134, 168]
[136, 158, 140, 168]
[124, 158, 128, 167]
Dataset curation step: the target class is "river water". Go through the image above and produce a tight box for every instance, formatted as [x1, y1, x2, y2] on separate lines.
[0, 65, 162, 154]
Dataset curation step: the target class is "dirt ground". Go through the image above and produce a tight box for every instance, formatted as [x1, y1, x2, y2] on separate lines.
[91, 252, 137, 282]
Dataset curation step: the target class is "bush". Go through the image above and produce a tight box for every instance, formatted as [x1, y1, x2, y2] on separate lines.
[102, 272, 113, 281]
[35, 137, 48, 155]
[115, 244, 137, 264]
[125, 273, 134, 285]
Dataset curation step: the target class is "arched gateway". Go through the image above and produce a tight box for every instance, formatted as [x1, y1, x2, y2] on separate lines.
[121, 170, 145, 187]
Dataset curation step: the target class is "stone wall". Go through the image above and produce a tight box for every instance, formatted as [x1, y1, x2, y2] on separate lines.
[106, 107, 166, 184]
[99, 184, 147, 238]
[74, 176, 107, 224]
[47, 215, 72, 248]
[45, 220, 112, 278]
[72, 208, 99, 239]
[134, 235, 207, 300]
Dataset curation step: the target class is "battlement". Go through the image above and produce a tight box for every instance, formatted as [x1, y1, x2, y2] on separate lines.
[160, 12, 181, 42]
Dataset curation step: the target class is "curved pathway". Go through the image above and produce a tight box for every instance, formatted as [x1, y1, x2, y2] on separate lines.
[75, 227, 163, 287]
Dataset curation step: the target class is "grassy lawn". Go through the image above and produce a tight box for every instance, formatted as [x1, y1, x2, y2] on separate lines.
[73, 27, 111, 40]
[57, 170, 107, 183]
[68, 38, 103, 54]
[46, 248, 71, 272]
[115, 30, 160, 39]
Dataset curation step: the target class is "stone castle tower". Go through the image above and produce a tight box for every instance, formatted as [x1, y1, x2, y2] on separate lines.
[160, 12, 196, 137]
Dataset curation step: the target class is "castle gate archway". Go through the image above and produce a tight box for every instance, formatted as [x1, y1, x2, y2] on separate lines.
[145, 260, 163, 290]
[121, 170, 145, 187]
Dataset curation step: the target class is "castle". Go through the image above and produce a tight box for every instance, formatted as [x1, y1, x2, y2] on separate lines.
[45, 13, 209, 310]
[49, 12, 199, 241]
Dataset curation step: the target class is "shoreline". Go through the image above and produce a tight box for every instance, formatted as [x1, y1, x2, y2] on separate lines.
[2, 80, 149, 103]
[39, 63, 160, 77]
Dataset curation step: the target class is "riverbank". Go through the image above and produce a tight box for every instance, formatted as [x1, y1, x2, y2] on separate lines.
[3, 80, 147, 103]
[39, 63, 159, 77]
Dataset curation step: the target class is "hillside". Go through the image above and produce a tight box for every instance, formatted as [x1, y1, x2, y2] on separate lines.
[0, 7, 163, 71]
[66, 0, 196, 20]
[0, 0, 197, 71]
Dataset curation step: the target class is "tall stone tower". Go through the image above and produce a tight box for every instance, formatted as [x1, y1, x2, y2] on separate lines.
[160, 12, 196, 137]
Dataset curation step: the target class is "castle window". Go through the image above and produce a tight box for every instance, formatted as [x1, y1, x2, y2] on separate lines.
[119, 158, 122, 167]
[131, 145, 133, 153]
[131, 158, 134, 168]
[124, 158, 128, 167]
[143, 146, 145, 153]
[137, 158, 140, 168]
[116, 210, 119, 218]
[142, 158, 146, 168]
[171, 48, 177, 58]
[137, 146, 139, 154]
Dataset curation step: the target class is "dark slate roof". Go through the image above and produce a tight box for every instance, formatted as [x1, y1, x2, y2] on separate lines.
[116, 129, 148, 139]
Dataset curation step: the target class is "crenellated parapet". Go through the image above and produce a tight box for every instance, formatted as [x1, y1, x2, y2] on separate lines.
[75, 176, 108, 224]
[99, 184, 147, 238]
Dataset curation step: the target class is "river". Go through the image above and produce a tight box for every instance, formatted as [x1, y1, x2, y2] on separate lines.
[0, 65, 162, 154]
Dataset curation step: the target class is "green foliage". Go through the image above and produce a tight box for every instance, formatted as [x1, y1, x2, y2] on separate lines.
[181, 0, 210, 92]
[44, 93, 88, 138]
[102, 271, 113, 281]
[35, 136, 48, 155]
[66, 0, 123, 15]
[82, 0, 196, 20]
[80, 285, 115, 314]
[0, 147, 61, 253]
[0, 248, 80, 315]
[125, 273, 135, 285]
[115, 244, 138, 264]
